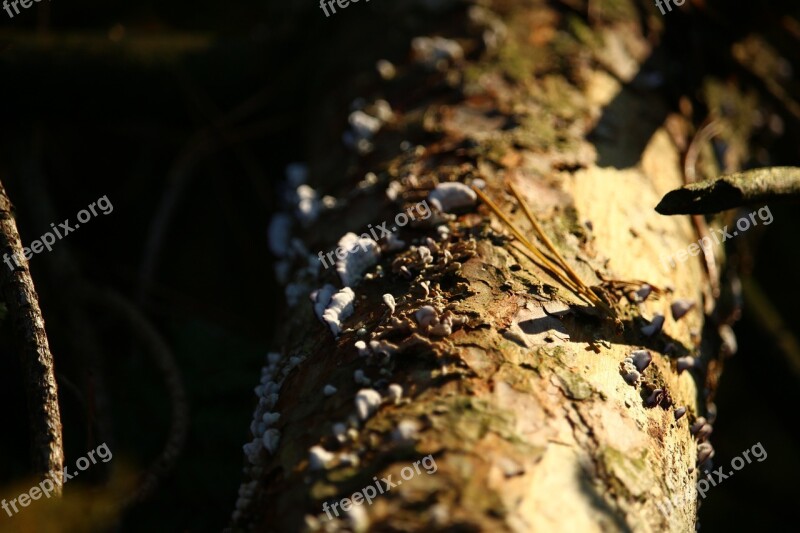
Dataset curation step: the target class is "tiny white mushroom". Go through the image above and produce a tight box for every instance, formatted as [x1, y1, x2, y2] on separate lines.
[392, 419, 420, 442]
[262, 429, 281, 455]
[335, 233, 381, 287]
[676, 356, 697, 373]
[383, 293, 396, 314]
[354, 389, 382, 421]
[262, 412, 280, 426]
[354, 369, 371, 385]
[428, 182, 477, 213]
[671, 299, 695, 321]
[323, 384, 338, 397]
[630, 350, 653, 372]
[415, 305, 438, 327]
[308, 445, 336, 471]
[641, 314, 665, 336]
[322, 287, 356, 337]
[387, 383, 403, 403]
[355, 340, 370, 357]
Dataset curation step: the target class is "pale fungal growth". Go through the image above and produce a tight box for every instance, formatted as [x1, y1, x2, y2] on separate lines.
[415, 305, 438, 327]
[696, 442, 715, 465]
[411, 36, 464, 70]
[428, 182, 477, 213]
[369, 339, 398, 357]
[348, 110, 382, 140]
[321, 287, 356, 337]
[634, 284, 652, 302]
[418, 280, 431, 298]
[645, 388, 665, 407]
[392, 419, 420, 443]
[243, 438, 264, 465]
[308, 445, 336, 471]
[630, 350, 653, 372]
[296, 184, 321, 226]
[262, 412, 280, 426]
[354, 369, 371, 385]
[335, 232, 381, 286]
[262, 429, 281, 455]
[676, 356, 698, 373]
[671, 299, 695, 321]
[373, 99, 393, 122]
[620, 358, 641, 387]
[354, 388, 382, 421]
[695, 422, 713, 442]
[641, 314, 665, 336]
[674, 406, 687, 420]
[323, 384, 338, 397]
[311, 284, 337, 323]
[354, 340, 370, 357]
[267, 213, 293, 257]
[418, 246, 433, 263]
[382, 293, 396, 314]
[385, 180, 403, 202]
[690, 417, 707, 436]
[332, 423, 347, 443]
[387, 383, 403, 404]
[376, 59, 396, 80]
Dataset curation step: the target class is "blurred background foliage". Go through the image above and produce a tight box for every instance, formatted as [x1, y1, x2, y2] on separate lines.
[0, 0, 798, 531]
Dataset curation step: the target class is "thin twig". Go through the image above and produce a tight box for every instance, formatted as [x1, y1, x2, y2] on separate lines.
[506, 180, 601, 305]
[657, 166, 800, 214]
[0, 180, 64, 491]
[84, 286, 189, 508]
[472, 185, 598, 307]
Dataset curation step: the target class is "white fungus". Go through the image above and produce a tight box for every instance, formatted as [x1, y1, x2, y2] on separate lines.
[322, 287, 356, 337]
[323, 384, 338, 396]
[641, 314, 665, 336]
[267, 213, 293, 257]
[671, 299, 695, 321]
[355, 389, 382, 421]
[310, 284, 337, 323]
[411, 36, 464, 69]
[392, 419, 420, 443]
[332, 422, 347, 443]
[262, 429, 281, 455]
[355, 340, 370, 357]
[308, 445, 336, 471]
[387, 384, 403, 404]
[348, 110, 382, 140]
[415, 305, 438, 327]
[383, 293, 396, 314]
[354, 369, 371, 385]
[630, 350, 652, 372]
[335, 232, 381, 287]
[262, 412, 280, 426]
[428, 182, 477, 213]
[296, 184, 320, 226]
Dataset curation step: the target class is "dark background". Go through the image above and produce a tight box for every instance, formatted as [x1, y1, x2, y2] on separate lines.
[0, 0, 798, 531]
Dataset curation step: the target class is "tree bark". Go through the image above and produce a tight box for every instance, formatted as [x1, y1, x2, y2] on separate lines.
[232, 1, 745, 531]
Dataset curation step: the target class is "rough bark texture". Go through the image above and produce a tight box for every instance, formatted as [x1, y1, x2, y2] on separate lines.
[0, 181, 64, 490]
[231, 1, 746, 531]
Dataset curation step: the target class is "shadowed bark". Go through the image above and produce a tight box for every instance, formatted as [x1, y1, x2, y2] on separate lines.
[231, 1, 753, 531]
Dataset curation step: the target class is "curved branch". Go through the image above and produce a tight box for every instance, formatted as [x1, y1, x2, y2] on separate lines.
[0, 180, 64, 490]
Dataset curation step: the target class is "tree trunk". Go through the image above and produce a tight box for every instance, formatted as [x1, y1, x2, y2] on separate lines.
[232, 1, 746, 531]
